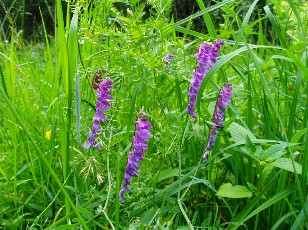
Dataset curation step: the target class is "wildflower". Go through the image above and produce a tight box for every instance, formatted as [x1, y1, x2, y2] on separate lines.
[120, 109, 152, 203]
[92, 69, 108, 90]
[187, 40, 224, 119]
[45, 130, 51, 141]
[84, 77, 113, 149]
[92, 70, 103, 90]
[165, 54, 173, 65]
[203, 83, 233, 161]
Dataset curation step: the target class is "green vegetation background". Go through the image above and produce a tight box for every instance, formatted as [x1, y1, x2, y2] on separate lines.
[0, 0, 307, 229]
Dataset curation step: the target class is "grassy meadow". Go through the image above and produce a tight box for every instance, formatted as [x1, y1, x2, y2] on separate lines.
[0, 0, 308, 229]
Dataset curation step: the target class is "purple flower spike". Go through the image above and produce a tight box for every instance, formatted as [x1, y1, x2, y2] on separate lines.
[165, 55, 173, 65]
[92, 69, 108, 90]
[120, 109, 152, 203]
[187, 40, 224, 119]
[84, 120, 102, 149]
[84, 77, 113, 149]
[203, 83, 232, 161]
[92, 70, 102, 90]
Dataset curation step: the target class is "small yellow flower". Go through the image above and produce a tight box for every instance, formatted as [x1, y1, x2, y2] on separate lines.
[45, 130, 51, 141]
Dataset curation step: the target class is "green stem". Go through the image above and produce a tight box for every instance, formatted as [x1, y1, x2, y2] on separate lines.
[115, 152, 121, 229]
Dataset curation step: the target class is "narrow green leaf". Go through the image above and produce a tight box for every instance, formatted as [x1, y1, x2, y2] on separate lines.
[56, 0, 68, 93]
[52, 224, 79, 229]
[0, 166, 8, 182]
[234, 0, 259, 48]
[64, 185, 80, 194]
[0, 63, 8, 97]
[172, 0, 234, 28]
[68, 9, 78, 96]
[241, 186, 296, 227]
[284, 49, 308, 81]
[75, 74, 81, 145]
[228, 184, 296, 230]
[272, 211, 298, 230]
[196, 44, 281, 117]
[264, 6, 287, 47]
[285, 0, 306, 40]
[157, 168, 179, 182]
[195, 0, 216, 38]
[140, 208, 160, 225]
[290, 199, 308, 230]
[77, 206, 94, 219]
[0, 74, 89, 230]
[174, 26, 208, 39]
[288, 72, 303, 138]
[129, 168, 209, 217]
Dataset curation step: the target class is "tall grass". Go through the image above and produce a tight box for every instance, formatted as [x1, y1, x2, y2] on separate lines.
[0, 0, 307, 229]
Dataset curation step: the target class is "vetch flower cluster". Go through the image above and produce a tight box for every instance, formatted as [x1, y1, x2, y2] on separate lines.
[92, 70, 103, 90]
[84, 77, 113, 150]
[165, 54, 173, 65]
[120, 109, 152, 203]
[187, 40, 224, 119]
[92, 69, 108, 90]
[203, 83, 233, 161]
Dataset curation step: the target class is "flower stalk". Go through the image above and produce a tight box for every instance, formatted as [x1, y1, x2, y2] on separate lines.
[84, 77, 113, 149]
[203, 83, 233, 161]
[120, 109, 152, 203]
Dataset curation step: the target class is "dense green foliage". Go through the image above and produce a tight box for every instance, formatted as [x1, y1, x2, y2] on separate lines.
[0, 0, 307, 229]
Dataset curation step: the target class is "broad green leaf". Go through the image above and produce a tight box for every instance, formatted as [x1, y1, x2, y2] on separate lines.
[228, 122, 256, 143]
[261, 143, 289, 162]
[269, 158, 302, 174]
[216, 183, 252, 198]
